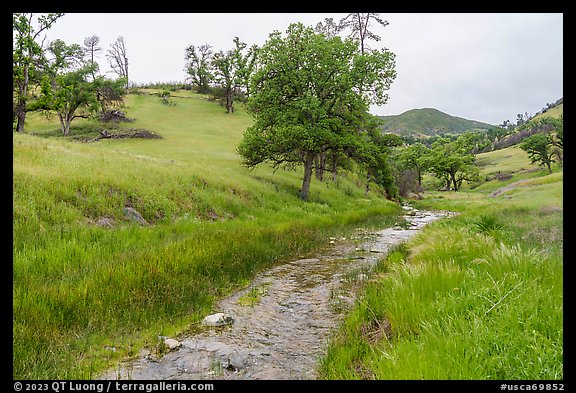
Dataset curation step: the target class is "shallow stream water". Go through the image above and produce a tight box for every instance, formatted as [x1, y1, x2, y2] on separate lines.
[99, 206, 451, 380]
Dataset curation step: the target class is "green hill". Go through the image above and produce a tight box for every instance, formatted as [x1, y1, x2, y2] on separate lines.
[378, 108, 494, 136]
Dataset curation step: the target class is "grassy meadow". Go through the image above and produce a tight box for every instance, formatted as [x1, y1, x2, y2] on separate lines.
[13, 91, 402, 379]
[13, 89, 563, 380]
[318, 147, 563, 379]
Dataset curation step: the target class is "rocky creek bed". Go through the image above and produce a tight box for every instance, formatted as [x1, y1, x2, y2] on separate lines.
[98, 206, 453, 380]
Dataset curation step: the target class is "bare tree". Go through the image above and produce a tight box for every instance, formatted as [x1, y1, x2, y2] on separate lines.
[106, 36, 128, 89]
[83, 35, 101, 80]
[339, 13, 389, 54]
[338, 13, 392, 192]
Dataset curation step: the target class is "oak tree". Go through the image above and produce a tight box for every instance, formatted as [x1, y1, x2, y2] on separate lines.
[184, 43, 214, 94]
[520, 133, 556, 174]
[237, 23, 396, 201]
[13, 12, 63, 132]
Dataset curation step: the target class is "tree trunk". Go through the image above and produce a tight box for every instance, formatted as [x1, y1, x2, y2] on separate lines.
[15, 64, 29, 133]
[315, 152, 326, 181]
[16, 102, 27, 133]
[365, 173, 371, 196]
[58, 112, 72, 136]
[554, 148, 563, 164]
[331, 153, 338, 182]
[416, 167, 422, 187]
[300, 153, 315, 201]
[451, 173, 458, 192]
[226, 88, 234, 113]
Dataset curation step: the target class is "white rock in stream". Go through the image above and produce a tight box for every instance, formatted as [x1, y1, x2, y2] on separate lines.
[203, 312, 234, 327]
[163, 338, 181, 350]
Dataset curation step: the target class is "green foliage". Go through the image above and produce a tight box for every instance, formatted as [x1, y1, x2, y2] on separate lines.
[184, 43, 214, 94]
[237, 22, 396, 201]
[395, 142, 430, 187]
[45, 65, 126, 135]
[520, 133, 555, 174]
[472, 214, 504, 233]
[426, 133, 480, 191]
[13, 13, 64, 132]
[210, 38, 244, 113]
[352, 123, 400, 199]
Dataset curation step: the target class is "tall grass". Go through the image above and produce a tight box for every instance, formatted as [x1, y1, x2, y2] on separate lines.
[319, 166, 562, 379]
[13, 92, 402, 379]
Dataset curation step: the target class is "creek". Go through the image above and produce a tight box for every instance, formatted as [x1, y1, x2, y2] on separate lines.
[99, 206, 451, 380]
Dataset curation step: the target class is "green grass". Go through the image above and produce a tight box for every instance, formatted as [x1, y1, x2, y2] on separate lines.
[531, 103, 563, 122]
[13, 91, 403, 379]
[475, 145, 536, 174]
[15, 90, 563, 380]
[319, 150, 562, 379]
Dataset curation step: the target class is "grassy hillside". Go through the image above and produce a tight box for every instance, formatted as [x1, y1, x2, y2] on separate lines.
[318, 145, 563, 379]
[378, 108, 494, 136]
[532, 103, 563, 122]
[472, 145, 562, 192]
[13, 91, 402, 379]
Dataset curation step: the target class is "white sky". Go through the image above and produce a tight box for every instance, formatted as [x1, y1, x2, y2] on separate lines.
[40, 12, 563, 125]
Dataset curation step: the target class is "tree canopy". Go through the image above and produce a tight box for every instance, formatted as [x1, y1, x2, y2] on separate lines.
[427, 133, 480, 191]
[520, 133, 555, 174]
[13, 12, 64, 132]
[237, 23, 396, 201]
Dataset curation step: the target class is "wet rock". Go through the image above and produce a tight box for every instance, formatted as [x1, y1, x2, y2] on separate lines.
[203, 313, 234, 327]
[224, 353, 247, 371]
[123, 207, 149, 225]
[164, 338, 182, 351]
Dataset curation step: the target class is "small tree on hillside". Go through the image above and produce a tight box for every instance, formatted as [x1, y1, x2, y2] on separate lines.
[353, 124, 401, 198]
[547, 115, 563, 164]
[184, 43, 214, 94]
[211, 37, 256, 113]
[40, 39, 126, 136]
[13, 12, 64, 132]
[520, 133, 555, 174]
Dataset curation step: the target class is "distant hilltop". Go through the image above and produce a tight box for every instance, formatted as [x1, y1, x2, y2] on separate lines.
[378, 108, 494, 137]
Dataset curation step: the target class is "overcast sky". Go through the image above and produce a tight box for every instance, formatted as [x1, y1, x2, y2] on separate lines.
[41, 13, 563, 125]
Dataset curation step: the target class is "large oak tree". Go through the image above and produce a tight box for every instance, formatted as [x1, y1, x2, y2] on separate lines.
[237, 23, 396, 201]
